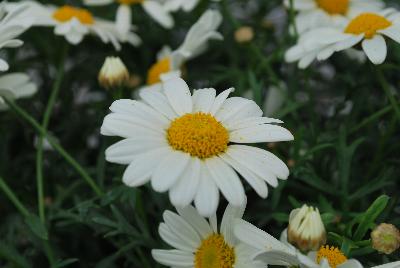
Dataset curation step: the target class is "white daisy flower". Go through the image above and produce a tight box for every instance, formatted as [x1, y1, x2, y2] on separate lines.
[101, 77, 293, 216]
[141, 9, 222, 90]
[0, 73, 37, 110]
[285, 0, 384, 34]
[234, 219, 363, 268]
[152, 201, 265, 268]
[84, 0, 173, 37]
[285, 9, 400, 68]
[6, 1, 141, 50]
[0, 3, 33, 71]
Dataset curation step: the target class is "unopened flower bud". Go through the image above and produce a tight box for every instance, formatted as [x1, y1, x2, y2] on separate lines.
[234, 26, 254, 43]
[287, 204, 326, 252]
[98, 56, 129, 89]
[371, 223, 400, 254]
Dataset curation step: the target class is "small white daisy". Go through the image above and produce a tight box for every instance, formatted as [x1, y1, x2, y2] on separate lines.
[285, 0, 384, 33]
[141, 9, 222, 91]
[101, 77, 293, 217]
[0, 3, 33, 71]
[152, 201, 265, 268]
[0, 73, 37, 110]
[285, 9, 400, 68]
[84, 0, 173, 37]
[234, 219, 364, 268]
[6, 1, 141, 50]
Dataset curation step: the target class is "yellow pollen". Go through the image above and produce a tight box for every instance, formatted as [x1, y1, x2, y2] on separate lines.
[117, 0, 144, 5]
[53, 5, 94, 25]
[316, 246, 347, 268]
[195, 234, 235, 268]
[316, 0, 349, 15]
[146, 57, 171, 85]
[167, 112, 229, 159]
[345, 13, 392, 39]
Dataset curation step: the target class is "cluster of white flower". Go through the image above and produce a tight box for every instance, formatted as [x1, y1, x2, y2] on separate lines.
[285, 0, 400, 68]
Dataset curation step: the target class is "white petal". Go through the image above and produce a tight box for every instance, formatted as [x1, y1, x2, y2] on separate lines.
[229, 124, 294, 143]
[220, 202, 246, 246]
[169, 158, 201, 207]
[209, 88, 234, 115]
[234, 219, 292, 252]
[226, 146, 279, 187]
[163, 78, 193, 116]
[142, 1, 174, 29]
[205, 157, 245, 207]
[105, 137, 165, 164]
[370, 261, 400, 268]
[116, 4, 131, 36]
[229, 145, 289, 180]
[362, 35, 387, 64]
[192, 88, 216, 113]
[194, 166, 219, 217]
[151, 249, 193, 266]
[225, 117, 283, 132]
[122, 147, 170, 187]
[151, 150, 190, 192]
[215, 97, 260, 123]
[163, 210, 201, 248]
[220, 153, 269, 198]
[380, 25, 400, 43]
[159, 223, 194, 251]
[139, 89, 178, 120]
[177, 206, 213, 239]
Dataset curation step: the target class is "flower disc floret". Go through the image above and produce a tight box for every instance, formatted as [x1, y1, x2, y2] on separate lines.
[195, 234, 235, 268]
[345, 13, 392, 39]
[316, 245, 347, 268]
[167, 112, 229, 159]
[147, 58, 171, 85]
[316, 0, 349, 15]
[53, 5, 94, 25]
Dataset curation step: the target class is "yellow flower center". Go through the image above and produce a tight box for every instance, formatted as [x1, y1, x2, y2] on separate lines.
[53, 5, 94, 25]
[345, 13, 392, 39]
[195, 234, 235, 268]
[316, 246, 347, 268]
[117, 0, 144, 5]
[167, 112, 229, 159]
[146, 57, 171, 85]
[316, 0, 349, 15]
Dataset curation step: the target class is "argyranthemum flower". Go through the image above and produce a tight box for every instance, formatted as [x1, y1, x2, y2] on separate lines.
[152, 201, 265, 268]
[0, 3, 33, 71]
[234, 219, 364, 268]
[98, 56, 129, 89]
[101, 77, 293, 216]
[6, 1, 141, 50]
[285, 9, 400, 68]
[84, 0, 173, 37]
[0, 73, 37, 110]
[141, 9, 222, 91]
[284, 0, 383, 34]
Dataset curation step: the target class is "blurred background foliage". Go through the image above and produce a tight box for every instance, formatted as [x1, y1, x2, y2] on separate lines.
[0, 0, 399, 267]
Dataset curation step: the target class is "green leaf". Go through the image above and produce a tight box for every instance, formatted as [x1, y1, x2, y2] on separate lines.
[352, 195, 389, 241]
[54, 258, 79, 268]
[24, 214, 48, 240]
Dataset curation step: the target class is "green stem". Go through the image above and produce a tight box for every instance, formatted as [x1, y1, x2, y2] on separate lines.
[5, 98, 104, 197]
[376, 68, 400, 122]
[0, 176, 30, 217]
[36, 45, 68, 223]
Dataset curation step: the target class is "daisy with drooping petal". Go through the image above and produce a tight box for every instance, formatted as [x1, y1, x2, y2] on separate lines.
[0, 3, 33, 71]
[152, 201, 265, 268]
[0, 73, 37, 110]
[234, 219, 362, 268]
[286, 9, 400, 68]
[84, 0, 173, 38]
[6, 1, 141, 50]
[101, 77, 293, 217]
[141, 9, 222, 91]
[285, 0, 384, 34]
